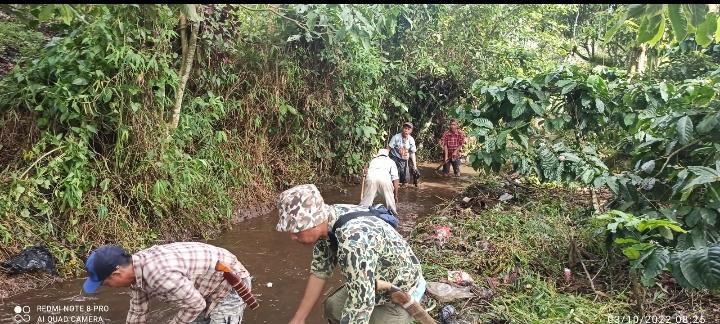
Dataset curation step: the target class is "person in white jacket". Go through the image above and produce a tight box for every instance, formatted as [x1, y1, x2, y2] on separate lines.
[359, 148, 399, 214]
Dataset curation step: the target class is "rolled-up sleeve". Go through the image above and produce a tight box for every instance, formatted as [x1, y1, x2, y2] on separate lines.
[310, 240, 336, 279]
[126, 288, 149, 324]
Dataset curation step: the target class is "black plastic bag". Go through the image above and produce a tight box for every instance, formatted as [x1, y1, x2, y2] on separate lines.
[1, 245, 58, 276]
[411, 167, 421, 187]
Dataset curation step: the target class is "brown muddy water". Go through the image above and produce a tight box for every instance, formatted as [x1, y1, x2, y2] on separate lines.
[2, 163, 477, 324]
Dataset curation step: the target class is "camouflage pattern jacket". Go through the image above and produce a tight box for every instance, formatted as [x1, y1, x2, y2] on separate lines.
[311, 204, 424, 324]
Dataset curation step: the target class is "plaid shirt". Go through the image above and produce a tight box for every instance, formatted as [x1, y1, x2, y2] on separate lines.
[441, 130, 465, 151]
[126, 242, 250, 324]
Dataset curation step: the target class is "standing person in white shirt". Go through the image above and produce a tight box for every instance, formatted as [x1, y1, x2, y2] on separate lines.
[387, 122, 418, 187]
[359, 148, 399, 214]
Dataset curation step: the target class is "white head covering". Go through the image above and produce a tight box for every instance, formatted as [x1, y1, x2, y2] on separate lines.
[376, 148, 389, 157]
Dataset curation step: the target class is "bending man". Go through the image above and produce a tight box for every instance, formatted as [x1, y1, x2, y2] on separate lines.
[360, 148, 399, 214]
[278, 184, 426, 324]
[83, 242, 252, 324]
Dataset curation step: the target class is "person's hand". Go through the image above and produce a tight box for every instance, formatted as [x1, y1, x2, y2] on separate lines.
[288, 318, 305, 324]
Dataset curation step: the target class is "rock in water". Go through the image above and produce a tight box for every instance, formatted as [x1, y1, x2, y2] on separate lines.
[0, 245, 58, 276]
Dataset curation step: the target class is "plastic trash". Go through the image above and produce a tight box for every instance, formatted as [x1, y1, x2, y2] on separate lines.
[438, 304, 458, 324]
[0, 245, 58, 276]
[426, 282, 475, 303]
[498, 193, 513, 202]
[433, 226, 452, 245]
[564, 268, 572, 284]
[447, 270, 474, 286]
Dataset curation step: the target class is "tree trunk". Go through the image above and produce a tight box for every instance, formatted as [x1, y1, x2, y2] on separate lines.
[170, 17, 199, 130]
[179, 14, 188, 59]
[628, 43, 647, 79]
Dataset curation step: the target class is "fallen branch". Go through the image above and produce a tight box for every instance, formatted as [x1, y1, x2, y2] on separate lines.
[580, 257, 608, 300]
[653, 138, 701, 177]
[19, 147, 64, 179]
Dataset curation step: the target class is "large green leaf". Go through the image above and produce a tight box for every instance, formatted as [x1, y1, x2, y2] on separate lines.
[640, 160, 656, 173]
[539, 146, 559, 181]
[528, 100, 544, 116]
[671, 253, 694, 288]
[643, 4, 664, 18]
[677, 247, 706, 288]
[667, 4, 688, 41]
[627, 4, 648, 19]
[687, 166, 720, 178]
[684, 4, 708, 28]
[471, 118, 493, 130]
[697, 113, 720, 134]
[673, 244, 720, 289]
[637, 14, 665, 45]
[676, 116, 694, 145]
[511, 101, 526, 118]
[641, 248, 670, 286]
[506, 89, 522, 104]
[604, 11, 628, 42]
[586, 75, 606, 93]
[696, 12, 717, 47]
[560, 152, 581, 163]
[659, 82, 670, 102]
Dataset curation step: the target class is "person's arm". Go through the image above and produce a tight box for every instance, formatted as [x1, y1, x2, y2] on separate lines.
[289, 274, 327, 324]
[126, 288, 150, 324]
[157, 271, 207, 324]
[290, 239, 335, 323]
[393, 179, 399, 202]
[390, 161, 400, 201]
[411, 152, 418, 170]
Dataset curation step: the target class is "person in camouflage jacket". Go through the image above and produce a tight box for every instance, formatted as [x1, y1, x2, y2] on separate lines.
[276, 184, 426, 324]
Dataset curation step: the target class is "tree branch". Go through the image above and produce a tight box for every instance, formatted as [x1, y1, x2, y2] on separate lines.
[171, 17, 199, 130]
[653, 138, 702, 177]
[240, 4, 311, 33]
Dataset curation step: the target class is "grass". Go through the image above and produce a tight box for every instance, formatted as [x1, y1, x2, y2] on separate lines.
[410, 175, 632, 323]
[484, 274, 629, 323]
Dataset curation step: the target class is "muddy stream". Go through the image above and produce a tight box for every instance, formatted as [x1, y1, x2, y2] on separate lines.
[2, 163, 477, 324]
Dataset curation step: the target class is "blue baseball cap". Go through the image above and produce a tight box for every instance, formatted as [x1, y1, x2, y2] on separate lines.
[83, 245, 130, 293]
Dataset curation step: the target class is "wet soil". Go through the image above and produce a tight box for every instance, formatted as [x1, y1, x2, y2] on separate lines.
[1, 162, 477, 323]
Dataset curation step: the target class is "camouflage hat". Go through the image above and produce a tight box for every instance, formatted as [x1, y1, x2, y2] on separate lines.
[276, 184, 331, 233]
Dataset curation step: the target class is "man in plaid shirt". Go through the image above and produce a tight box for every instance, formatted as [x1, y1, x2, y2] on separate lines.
[83, 242, 251, 324]
[440, 119, 465, 177]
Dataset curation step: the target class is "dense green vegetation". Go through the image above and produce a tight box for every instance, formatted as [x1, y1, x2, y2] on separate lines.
[457, 4, 720, 292]
[1, 3, 719, 320]
[0, 4, 577, 275]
